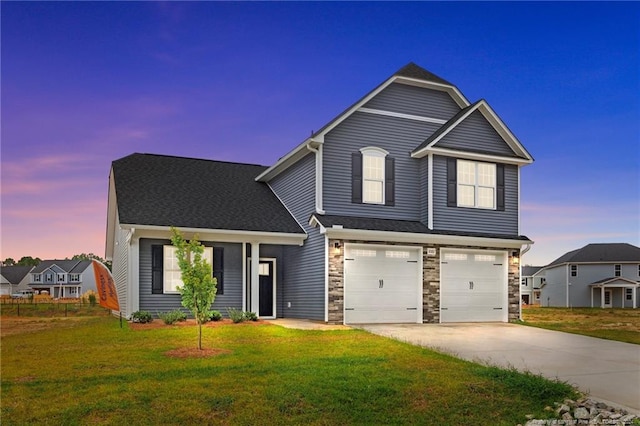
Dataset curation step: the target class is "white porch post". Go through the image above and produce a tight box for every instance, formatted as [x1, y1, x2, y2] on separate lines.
[241, 243, 247, 311]
[601, 286, 605, 308]
[590, 287, 593, 308]
[634, 286, 637, 309]
[250, 243, 260, 315]
[621, 288, 624, 308]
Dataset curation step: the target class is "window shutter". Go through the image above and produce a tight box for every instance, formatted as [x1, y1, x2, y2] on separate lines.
[351, 152, 363, 203]
[496, 164, 505, 211]
[151, 245, 163, 294]
[384, 156, 395, 206]
[447, 158, 457, 207]
[213, 247, 224, 295]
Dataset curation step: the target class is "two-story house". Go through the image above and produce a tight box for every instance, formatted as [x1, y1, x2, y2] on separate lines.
[106, 63, 534, 324]
[29, 260, 96, 298]
[538, 243, 640, 309]
[521, 266, 545, 305]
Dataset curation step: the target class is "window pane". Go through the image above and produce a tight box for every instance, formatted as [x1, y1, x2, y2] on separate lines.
[457, 160, 475, 184]
[477, 163, 495, 186]
[477, 187, 494, 208]
[457, 185, 475, 207]
[363, 155, 383, 180]
[363, 180, 383, 203]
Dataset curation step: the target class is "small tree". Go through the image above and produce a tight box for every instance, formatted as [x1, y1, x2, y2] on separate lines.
[170, 227, 217, 350]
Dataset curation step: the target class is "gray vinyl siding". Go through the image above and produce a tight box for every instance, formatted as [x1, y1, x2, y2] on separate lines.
[432, 155, 519, 235]
[138, 238, 243, 315]
[435, 110, 516, 157]
[323, 111, 440, 220]
[542, 263, 640, 308]
[270, 153, 325, 320]
[363, 83, 461, 120]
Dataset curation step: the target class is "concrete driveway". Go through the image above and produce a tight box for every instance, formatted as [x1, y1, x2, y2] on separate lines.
[360, 323, 640, 414]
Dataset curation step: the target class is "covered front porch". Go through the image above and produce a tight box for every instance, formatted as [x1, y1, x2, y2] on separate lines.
[590, 277, 639, 309]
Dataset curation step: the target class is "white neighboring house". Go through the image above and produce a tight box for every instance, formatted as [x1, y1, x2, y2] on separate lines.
[29, 260, 97, 298]
[0, 265, 34, 296]
[521, 266, 545, 305]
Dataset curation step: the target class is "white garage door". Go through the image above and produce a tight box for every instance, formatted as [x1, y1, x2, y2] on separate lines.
[344, 245, 421, 324]
[440, 250, 507, 322]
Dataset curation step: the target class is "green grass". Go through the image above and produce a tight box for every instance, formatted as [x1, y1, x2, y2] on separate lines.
[1, 316, 577, 425]
[521, 306, 640, 344]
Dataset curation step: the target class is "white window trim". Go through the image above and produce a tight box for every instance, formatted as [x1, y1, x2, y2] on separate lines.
[163, 245, 213, 294]
[360, 146, 388, 205]
[457, 159, 496, 210]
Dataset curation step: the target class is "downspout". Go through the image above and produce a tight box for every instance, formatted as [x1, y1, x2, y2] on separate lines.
[306, 143, 325, 214]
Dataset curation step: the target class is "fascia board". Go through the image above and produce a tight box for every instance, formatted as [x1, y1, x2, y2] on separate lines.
[415, 147, 533, 165]
[320, 227, 531, 249]
[120, 224, 307, 246]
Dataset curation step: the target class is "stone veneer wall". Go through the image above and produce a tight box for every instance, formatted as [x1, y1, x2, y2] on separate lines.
[327, 239, 521, 324]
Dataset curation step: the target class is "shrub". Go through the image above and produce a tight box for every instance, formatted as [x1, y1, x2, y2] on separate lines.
[131, 310, 153, 323]
[243, 311, 258, 322]
[210, 310, 223, 321]
[158, 309, 187, 325]
[227, 307, 245, 323]
[88, 293, 97, 307]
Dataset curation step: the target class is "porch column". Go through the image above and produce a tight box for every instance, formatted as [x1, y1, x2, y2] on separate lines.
[601, 286, 605, 308]
[621, 288, 624, 308]
[590, 287, 593, 308]
[250, 243, 260, 315]
[634, 286, 637, 309]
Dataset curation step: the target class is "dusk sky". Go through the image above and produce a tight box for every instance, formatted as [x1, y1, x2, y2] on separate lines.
[2, 2, 638, 267]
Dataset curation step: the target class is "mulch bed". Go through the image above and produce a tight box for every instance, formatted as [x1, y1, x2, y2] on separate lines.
[129, 318, 267, 330]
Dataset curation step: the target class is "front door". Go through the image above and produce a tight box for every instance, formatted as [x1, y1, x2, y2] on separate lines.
[604, 290, 612, 308]
[258, 260, 275, 317]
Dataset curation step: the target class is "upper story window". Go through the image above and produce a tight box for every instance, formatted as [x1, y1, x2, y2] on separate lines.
[457, 160, 496, 209]
[570, 265, 578, 277]
[45, 273, 53, 282]
[70, 274, 80, 282]
[33, 274, 42, 282]
[57, 273, 66, 282]
[447, 158, 504, 211]
[614, 264, 621, 277]
[351, 147, 395, 206]
[361, 147, 387, 204]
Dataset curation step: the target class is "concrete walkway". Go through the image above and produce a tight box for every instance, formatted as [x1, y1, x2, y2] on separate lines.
[268, 318, 350, 331]
[360, 323, 640, 414]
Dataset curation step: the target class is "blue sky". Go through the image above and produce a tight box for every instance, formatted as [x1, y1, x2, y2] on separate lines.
[2, 1, 638, 266]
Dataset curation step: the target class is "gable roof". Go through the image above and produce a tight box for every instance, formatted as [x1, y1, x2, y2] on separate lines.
[0, 266, 33, 284]
[589, 277, 640, 287]
[522, 266, 544, 276]
[31, 260, 92, 274]
[256, 62, 469, 182]
[111, 153, 305, 235]
[411, 99, 533, 164]
[545, 243, 640, 268]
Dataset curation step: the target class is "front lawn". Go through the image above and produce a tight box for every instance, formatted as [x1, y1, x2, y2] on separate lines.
[521, 306, 640, 344]
[1, 316, 577, 425]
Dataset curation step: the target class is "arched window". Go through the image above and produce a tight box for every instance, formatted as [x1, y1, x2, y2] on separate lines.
[351, 147, 395, 206]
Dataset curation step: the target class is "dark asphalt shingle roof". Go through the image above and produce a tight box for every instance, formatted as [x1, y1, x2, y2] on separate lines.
[32, 260, 92, 274]
[522, 266, 544, 276]
[0, 266, 33, 284]
[394, 62, 454, 86]
[112, 153, 305, 235]
[312, 214, 530, 241]
[546, 243, 640, 268]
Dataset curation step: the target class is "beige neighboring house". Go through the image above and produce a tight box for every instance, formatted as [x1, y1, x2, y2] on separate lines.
[0, 265, 34, 296]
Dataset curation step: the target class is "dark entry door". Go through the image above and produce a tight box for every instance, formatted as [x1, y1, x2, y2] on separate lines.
[259, 261, 274, 317]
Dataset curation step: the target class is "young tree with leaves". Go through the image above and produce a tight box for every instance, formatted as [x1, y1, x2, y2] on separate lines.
[170, 227, 217, 350]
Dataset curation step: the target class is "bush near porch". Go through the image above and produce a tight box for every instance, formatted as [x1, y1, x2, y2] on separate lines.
[521, 306, 640, 344]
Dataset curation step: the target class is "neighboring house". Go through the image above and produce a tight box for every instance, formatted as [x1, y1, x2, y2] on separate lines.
[28, 260, 96, 298]
[521, 266, 545, 305]
[0, 266, 33, 296]
[538, 243, 640, 308]
[106, 62, 535, 324]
